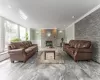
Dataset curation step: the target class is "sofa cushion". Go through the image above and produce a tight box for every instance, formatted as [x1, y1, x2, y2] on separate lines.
[22, 41, 29, 48]
[25, 46, 37, 53]
[11, 42, 25, 49]
[69, 40, 91, 48]
[10, 44, 16, 49]
[25, 47, 33, 53]
[78, 41, 91, 48]
[67, 48, 75, 54]
[28, 41, 33, 46]
[69, 40, 77, 48]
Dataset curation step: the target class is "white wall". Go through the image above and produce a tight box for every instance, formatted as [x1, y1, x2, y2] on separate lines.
[56, 29, 65, 46]
[30, 29, 41, 47]
[0, 17, 5, 52]
[65, 24, 75, 43]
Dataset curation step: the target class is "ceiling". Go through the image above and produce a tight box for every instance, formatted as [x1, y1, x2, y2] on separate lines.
[0, 0, 100, 29]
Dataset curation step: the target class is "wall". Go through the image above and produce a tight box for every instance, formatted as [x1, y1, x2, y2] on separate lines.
[30, 28, 65, 48]
[56, 29, 65, 46]
[0, 17, 9, 61]
[30, 29, 41, 47]
[65, 24, 75, 43]
[0, 17, 5, 52]
[30, 29, 36, 40]
[75, 8, 100, 63]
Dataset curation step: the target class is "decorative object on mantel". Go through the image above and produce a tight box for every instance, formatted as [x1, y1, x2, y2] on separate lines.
[60, 38, 64, 47]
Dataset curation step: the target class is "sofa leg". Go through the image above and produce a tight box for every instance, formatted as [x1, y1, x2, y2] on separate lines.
[75, 60, 77, 62]
[87, 60, 90, 62]
[23, 60, 26, 63]
[11, 60, 14, 63]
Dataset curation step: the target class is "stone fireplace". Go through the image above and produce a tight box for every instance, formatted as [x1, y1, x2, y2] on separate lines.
[41, 29, 57, 48]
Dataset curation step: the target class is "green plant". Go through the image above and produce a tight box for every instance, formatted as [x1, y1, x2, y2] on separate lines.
[25, 32, 28, 41]
[10, 37, 21, 42]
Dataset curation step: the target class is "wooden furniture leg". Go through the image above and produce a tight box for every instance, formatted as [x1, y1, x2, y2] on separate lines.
[45, 52, 46, 60]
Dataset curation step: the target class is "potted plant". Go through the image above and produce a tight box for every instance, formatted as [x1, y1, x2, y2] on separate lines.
[10, 37, 21, 42]
[25, 32, 28, 41]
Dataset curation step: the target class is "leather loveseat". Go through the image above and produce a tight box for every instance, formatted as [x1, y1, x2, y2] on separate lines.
[8, 41, 38, 63]
[63, 40, 92, 61]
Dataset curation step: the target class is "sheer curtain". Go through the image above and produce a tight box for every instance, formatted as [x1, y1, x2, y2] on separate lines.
[0, 17, 28, 53]
[20, 26, 26, 40]
[0, 17, 5, 52]
[5, 21, 18, 49]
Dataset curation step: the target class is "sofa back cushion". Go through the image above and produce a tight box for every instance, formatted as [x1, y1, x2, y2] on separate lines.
[69, 40, 91, 48]
[22, 41, 32, 48]
[10, 42, 24, 49]
[22, 41, 29, 48]
[28, 41, 33, 46]
[10, 41, 32, 49]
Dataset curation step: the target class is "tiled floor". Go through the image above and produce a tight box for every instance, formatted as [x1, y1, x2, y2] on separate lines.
[0, 52, 9, 62]
[0, 48, 100, 80]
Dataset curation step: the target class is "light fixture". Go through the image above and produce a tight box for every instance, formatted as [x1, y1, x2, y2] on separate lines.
[59, 30, 62, 33]
[47, 32, 51, 37]
[19, 9, 28, 20]
[72, 16, 75, 18]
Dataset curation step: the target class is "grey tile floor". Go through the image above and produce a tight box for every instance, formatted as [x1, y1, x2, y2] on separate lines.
[0, 48, 100, 80]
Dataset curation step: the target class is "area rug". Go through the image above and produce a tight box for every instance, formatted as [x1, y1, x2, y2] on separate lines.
[37, 50, 64, 64]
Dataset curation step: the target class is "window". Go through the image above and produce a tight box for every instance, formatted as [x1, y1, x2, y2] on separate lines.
[20, 26, 26, 40]
[5, 21, 18, 49]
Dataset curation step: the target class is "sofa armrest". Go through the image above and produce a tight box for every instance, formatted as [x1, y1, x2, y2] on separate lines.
[74, 48, 92, 61]
[76, 48, 92, 53]
[64, 43, 69, 45]
[8, 45, 12, 50]
[8, 48, 25, 55]
[63, 43, 70, 47]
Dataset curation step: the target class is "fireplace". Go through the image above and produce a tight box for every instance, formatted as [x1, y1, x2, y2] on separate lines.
[46, 41, 53, 47]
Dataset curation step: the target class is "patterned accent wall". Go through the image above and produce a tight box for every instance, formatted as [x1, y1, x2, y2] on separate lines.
[75, 8, 100, 63]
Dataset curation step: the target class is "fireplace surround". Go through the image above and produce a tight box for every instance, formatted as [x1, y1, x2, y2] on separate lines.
[46, 41, 53, 47]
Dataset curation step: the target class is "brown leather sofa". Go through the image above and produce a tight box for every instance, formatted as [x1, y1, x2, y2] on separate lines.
[8, 41, 38, 63]
[63, 40, 92, 61]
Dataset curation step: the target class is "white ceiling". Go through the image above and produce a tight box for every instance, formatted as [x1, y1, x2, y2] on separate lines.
[0, 0, 100, 29]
